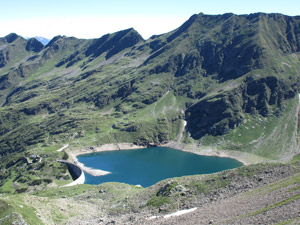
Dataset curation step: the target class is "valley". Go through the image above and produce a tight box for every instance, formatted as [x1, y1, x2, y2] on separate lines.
[1, 12, 300, 224]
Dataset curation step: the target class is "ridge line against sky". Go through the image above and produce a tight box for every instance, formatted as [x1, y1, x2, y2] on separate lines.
[0, 0, 299, 40]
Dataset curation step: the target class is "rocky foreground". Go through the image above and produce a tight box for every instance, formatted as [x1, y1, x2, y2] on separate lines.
[64, 161, 300, 225]
[1, 160, 300, 224]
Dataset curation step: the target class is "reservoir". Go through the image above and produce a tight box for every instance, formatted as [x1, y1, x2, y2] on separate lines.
[77, 147, 243, 187]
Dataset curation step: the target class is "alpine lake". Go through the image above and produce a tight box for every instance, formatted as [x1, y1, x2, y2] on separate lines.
[77, 147, 243, 187]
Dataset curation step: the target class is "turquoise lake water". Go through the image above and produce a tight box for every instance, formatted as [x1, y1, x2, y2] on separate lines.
[77, 147, 243, 187]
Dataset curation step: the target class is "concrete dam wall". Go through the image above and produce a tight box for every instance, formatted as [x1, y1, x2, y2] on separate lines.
[58, 160, 85, 187]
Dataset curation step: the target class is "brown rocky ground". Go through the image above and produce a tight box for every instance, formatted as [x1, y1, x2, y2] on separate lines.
[67, 162, 300, 224]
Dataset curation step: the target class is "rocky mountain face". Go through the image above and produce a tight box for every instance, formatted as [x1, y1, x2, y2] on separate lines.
[186, 75, 299, 139]
[1, 13, 300, 190]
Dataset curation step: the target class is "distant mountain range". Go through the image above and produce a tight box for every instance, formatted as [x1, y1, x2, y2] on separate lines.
[34, 36, 50, 45]
[24, 36, 50, 45]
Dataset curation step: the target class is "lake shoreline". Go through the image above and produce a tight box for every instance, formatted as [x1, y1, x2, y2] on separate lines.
[69, 143, 245, 187]
[65, 141, 266, 178]
[65, 140, 269, 179]
[163, 141, 267, 166]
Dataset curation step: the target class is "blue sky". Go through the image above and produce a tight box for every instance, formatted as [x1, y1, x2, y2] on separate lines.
[0, 0, 299, 39]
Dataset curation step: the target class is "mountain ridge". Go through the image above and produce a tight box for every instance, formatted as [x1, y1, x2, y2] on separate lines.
[0, 12, 300, 193]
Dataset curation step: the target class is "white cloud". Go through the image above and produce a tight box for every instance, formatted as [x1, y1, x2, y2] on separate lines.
[0, 15, 188, 40]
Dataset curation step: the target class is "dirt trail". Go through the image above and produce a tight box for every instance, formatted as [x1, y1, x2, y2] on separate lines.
[177, 120, 186, 143]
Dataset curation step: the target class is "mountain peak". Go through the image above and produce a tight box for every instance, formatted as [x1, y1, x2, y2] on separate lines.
[85, 27, 144, 60]
[25, 38, 44, 52]
[5, 33, 20, 43]
[45, 35, 64, 48]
